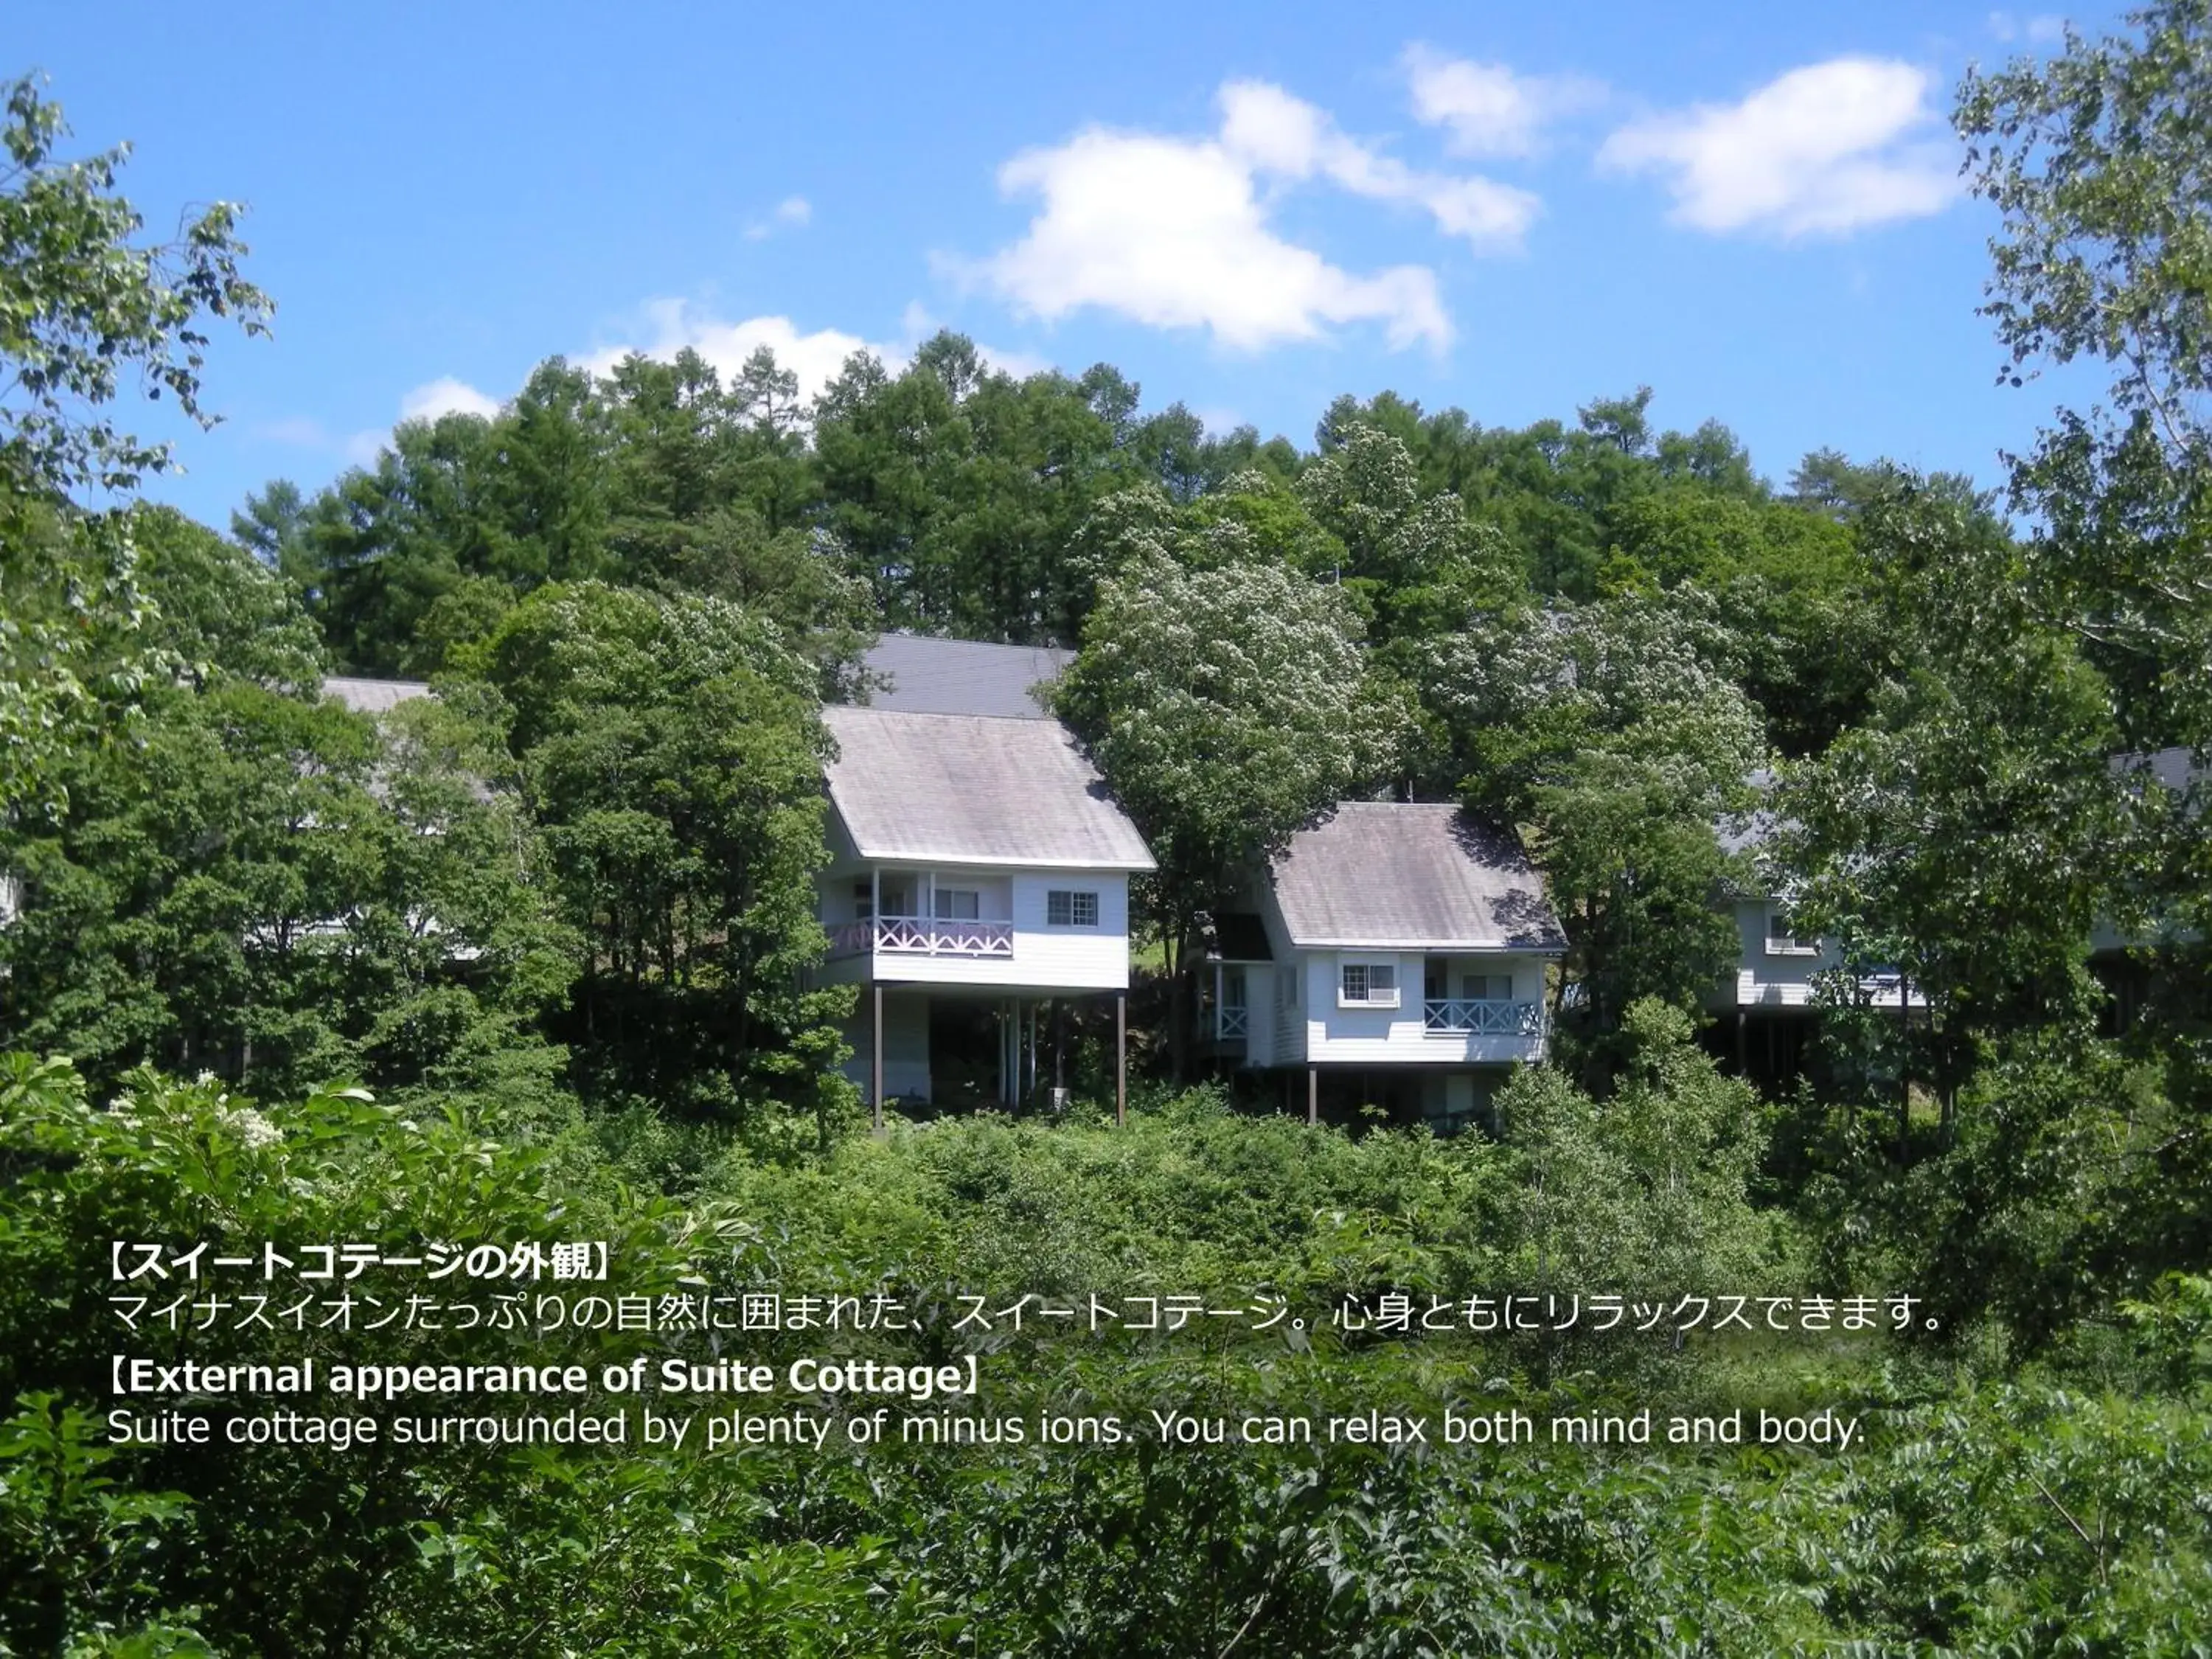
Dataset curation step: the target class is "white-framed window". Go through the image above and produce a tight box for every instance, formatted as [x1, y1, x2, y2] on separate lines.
[1463, 973, 1512, 1001]
[933, 888, 981, 922]
[1766, 905, 1819, 955]
[1046, 889, 1099, 927]
[1339, 960, 1399, 1008]
[852, 880, 873, 922]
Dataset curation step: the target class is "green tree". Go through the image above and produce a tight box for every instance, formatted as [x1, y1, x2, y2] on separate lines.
[1056, 552, 1406, 1074]
[1780, 481, 2126, 1141]
[813, 334, 1151, 641]
[1958, 0, 2212, 752]
[1604, 484, 1882, 754]
[131, 503, 325, 692]
[0, 74, 271, 818]
[469, 581, 854, 1139]
[1495, 1000, 1777, 1302]
[1424, 592, 1761, 1077]
[0, 674, 575, 1102]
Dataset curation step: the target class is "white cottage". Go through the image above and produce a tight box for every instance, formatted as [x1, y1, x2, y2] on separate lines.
[1711, 775, 1924, 1086]
[815, 703, 1154, 1124]
[1204, 802, 1565, 1135]
[2091, 745, 2208, 1031]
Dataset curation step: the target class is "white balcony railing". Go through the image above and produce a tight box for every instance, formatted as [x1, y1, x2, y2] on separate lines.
[826, 917, 1015, 960]
[1423, 998, 1543, 1037]
[1211, 1006, 1249, 1040]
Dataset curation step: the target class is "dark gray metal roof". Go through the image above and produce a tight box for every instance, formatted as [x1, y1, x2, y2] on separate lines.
[821, 705, 1154, 870]
[1715, 768, 1780, 859]
[1269, 802, 1565, 951]
[859, 633, 1071, 720]
[2115, 745, 2209, 796]
[324, 676, 433, 713]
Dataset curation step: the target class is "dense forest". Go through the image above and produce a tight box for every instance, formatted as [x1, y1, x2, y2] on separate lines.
[4, 6, 2212, 1652]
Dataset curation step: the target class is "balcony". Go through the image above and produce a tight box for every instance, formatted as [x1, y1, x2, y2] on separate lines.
[1423, 998, 1543, 1037]
[827, 917, 1015, 959]
[1206, 1005, 1249, 1042]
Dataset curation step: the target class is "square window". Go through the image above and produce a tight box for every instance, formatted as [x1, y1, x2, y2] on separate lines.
[1340, 962, 1398, 1005]
[1766, 905, 1818, 953]
[934, 888, 980, 921]
[1046, 889, 1099, 927]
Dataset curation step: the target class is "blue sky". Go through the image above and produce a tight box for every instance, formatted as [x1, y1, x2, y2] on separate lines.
[20, 1, 2122, 530]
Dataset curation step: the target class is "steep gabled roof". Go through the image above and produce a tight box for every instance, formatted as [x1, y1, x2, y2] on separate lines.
[2115, 745, 2209, 801]
[821, 705, 1154, 871]
[324, 676, 433, 714]
[859, 633, 1071, 720]
[1268, 802, 1565, 952]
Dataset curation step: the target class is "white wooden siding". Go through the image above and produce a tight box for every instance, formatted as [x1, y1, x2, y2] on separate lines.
[1231, 945, 1550, 1068]
[1717, 899, 1924, 1010]
[1240, 964, 1276, 1062]
[815, 866, 1132, 992]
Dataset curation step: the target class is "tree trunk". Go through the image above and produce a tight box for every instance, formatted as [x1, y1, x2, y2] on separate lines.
[1164, 922, 1191, 1084]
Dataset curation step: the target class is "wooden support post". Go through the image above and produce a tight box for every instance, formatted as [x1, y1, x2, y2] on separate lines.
[1307, 1065, 1318, 1127]
[871, 982, 884, 1138]
[1116, 992, 1127, 1128]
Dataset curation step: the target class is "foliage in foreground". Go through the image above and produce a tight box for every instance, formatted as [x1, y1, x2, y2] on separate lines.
[4, 1054, 2207, 1658]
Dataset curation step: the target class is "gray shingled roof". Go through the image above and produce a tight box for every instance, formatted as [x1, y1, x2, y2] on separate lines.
[2115, 745, 2209, 796]
[1269, 802, 1565, 951]
[821, 705, 1154, 870]
[324, 676, 433, 714]
[1715, 768, 1781, 860]
[860, 633, 1070, 719]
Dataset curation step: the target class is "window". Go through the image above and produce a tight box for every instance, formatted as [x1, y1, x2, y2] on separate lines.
[1766, 905, 1818, 955]
[1340, 961, 1398, 1007]
[1046, 889, 1099, 927]
[933, 888, 981, 921]
[852, 880, 873, 922]
[1463, 973, 1511, 1001]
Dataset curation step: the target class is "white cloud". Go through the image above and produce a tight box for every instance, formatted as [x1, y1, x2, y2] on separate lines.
[1217, 80, 1537, 248]
[291, 302, 1047, 479]
[258, 416, 335, 449]
[895, 301, 1053, 379]
[1988, 11, 2068, 44]
[1597, 58, 1959, 237]
[745, 195, 813, 240]
[969, 78, 1542, 352]
[257, 415, 405, 466]
[399, 376, 501, 422]
[580, 300, 888, 402]
[1402, 46, 1604, 157]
